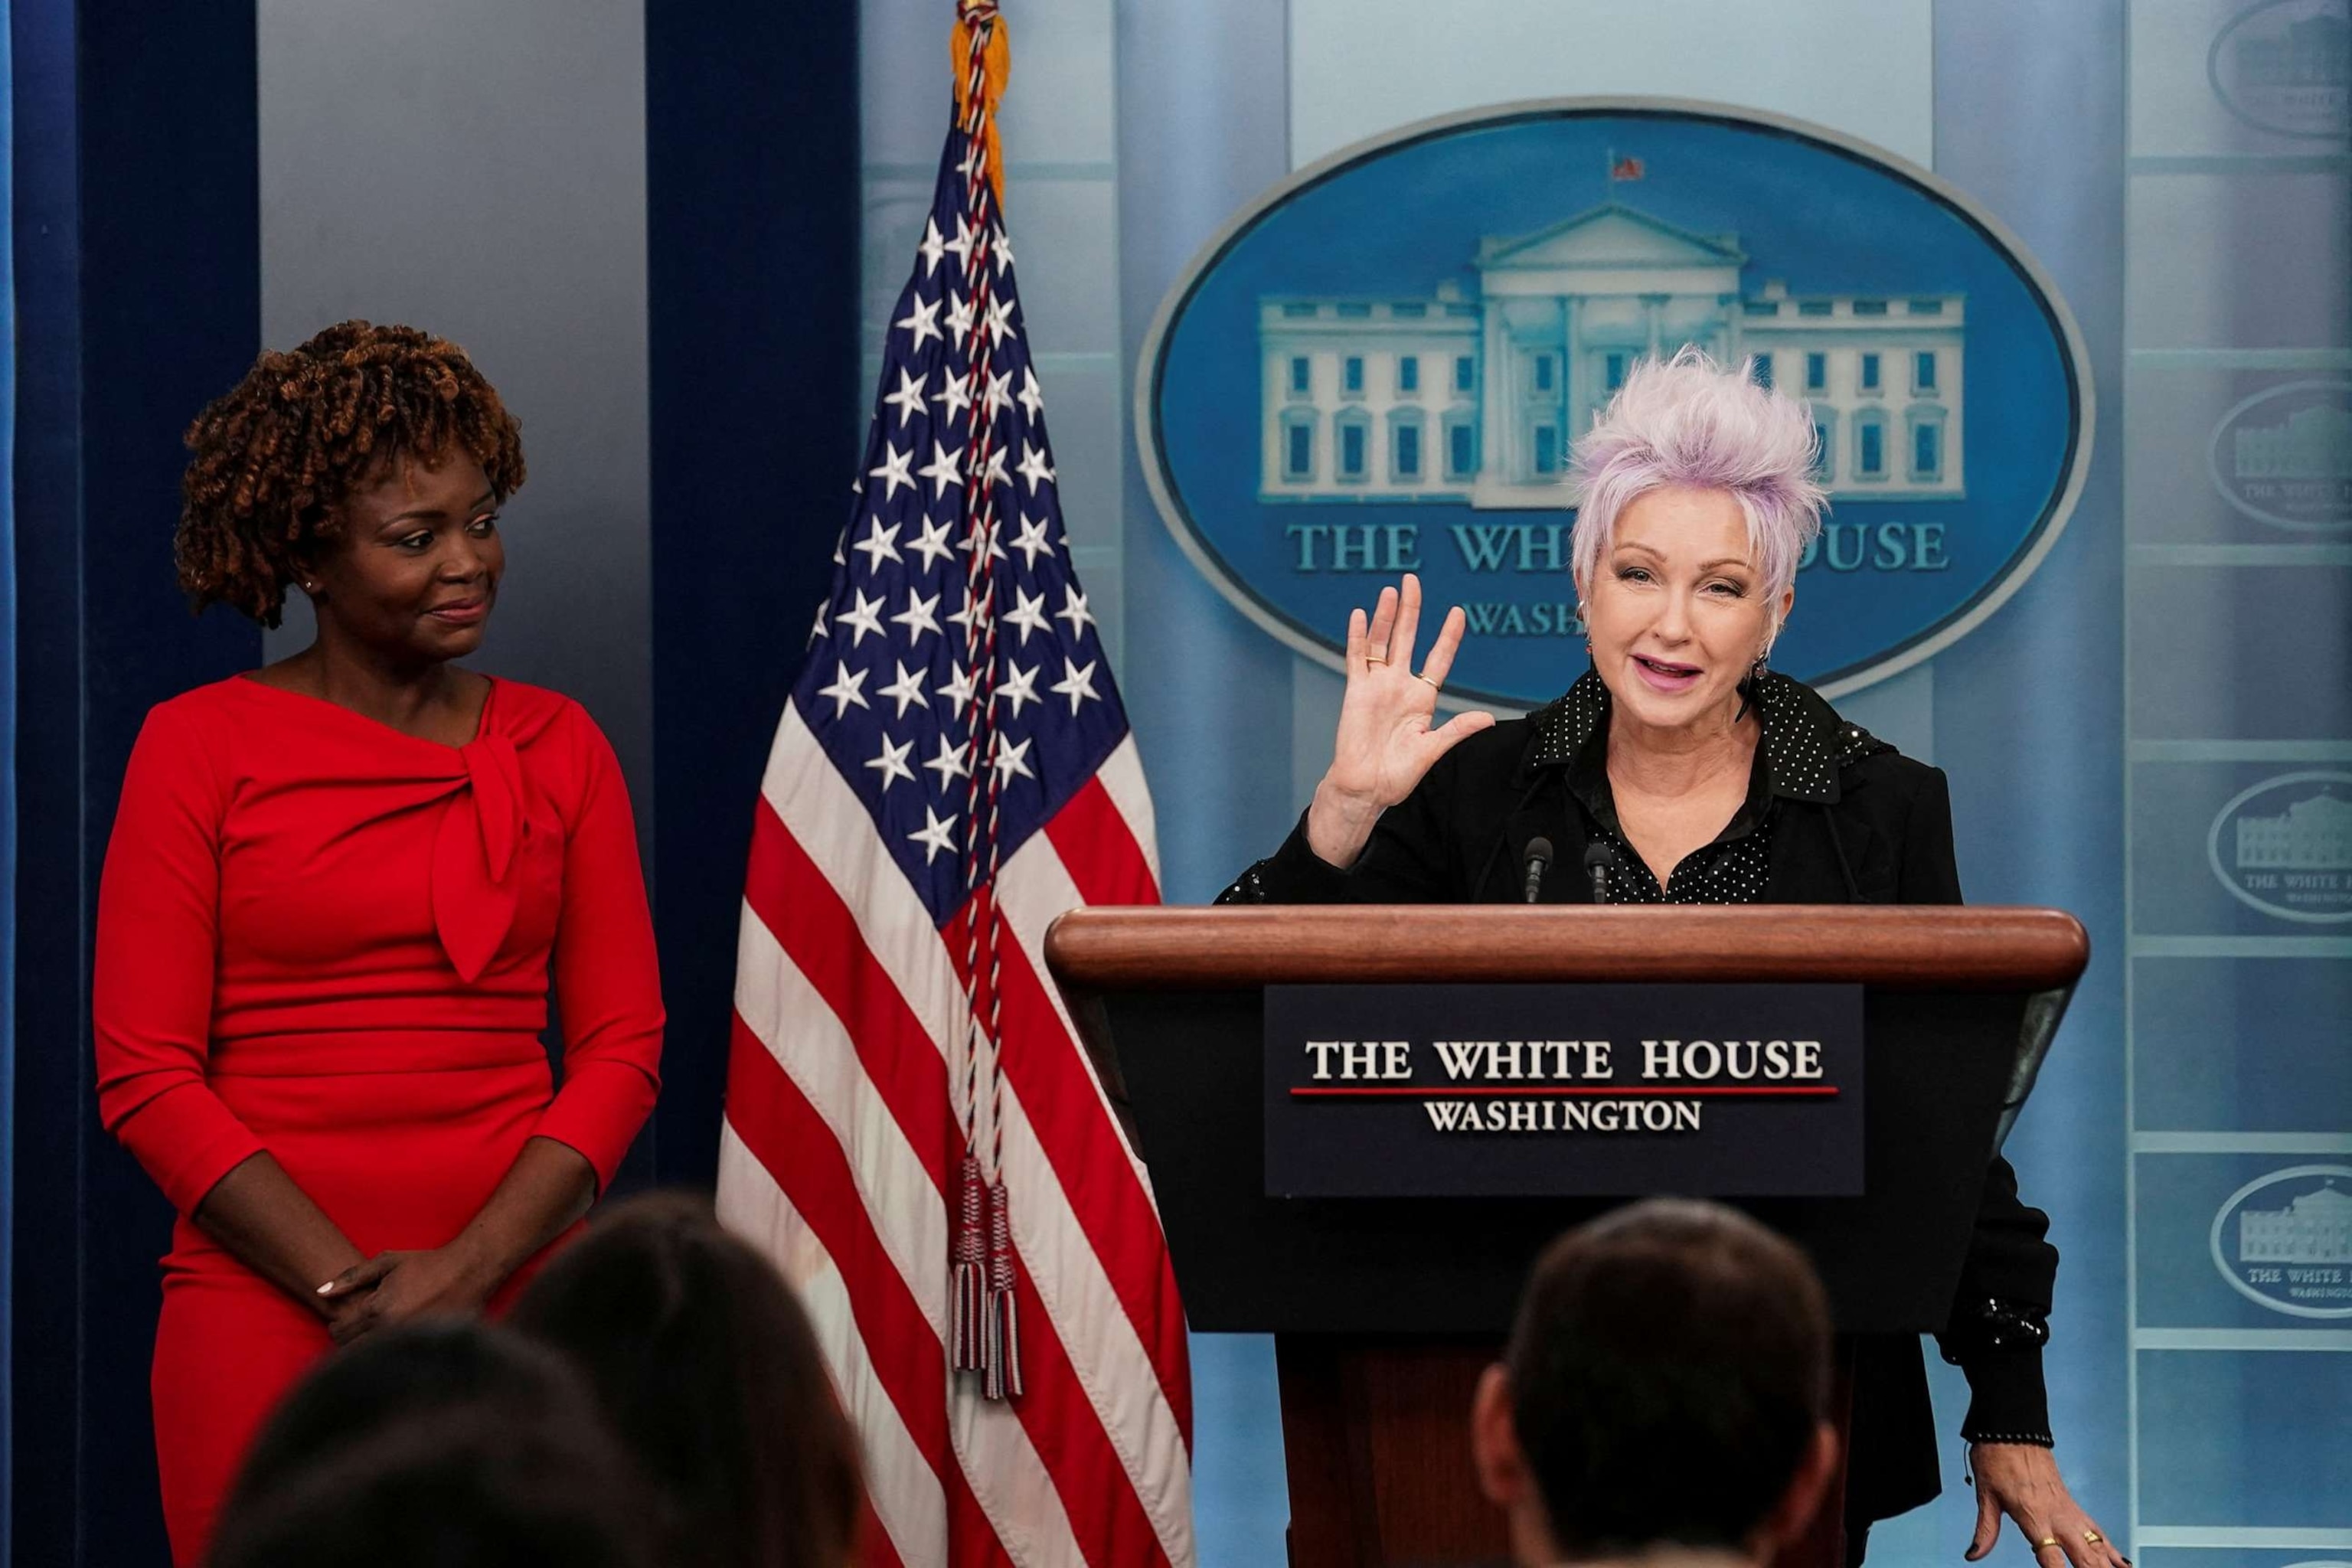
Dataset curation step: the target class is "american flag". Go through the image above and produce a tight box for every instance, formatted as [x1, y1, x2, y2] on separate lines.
[714, 7, 1195, 1567]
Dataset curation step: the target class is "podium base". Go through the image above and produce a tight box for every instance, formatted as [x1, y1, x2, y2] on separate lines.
[1276, 1336, 1853, 1568]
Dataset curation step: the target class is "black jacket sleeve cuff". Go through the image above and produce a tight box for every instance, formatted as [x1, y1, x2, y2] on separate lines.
[1954, 1346, 2053, 1446]
[1218, 811, 1357, 904]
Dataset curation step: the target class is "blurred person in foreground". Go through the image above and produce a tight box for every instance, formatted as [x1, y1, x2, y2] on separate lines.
[511, 1191, 865, 1568]
[1472, 1199, 1841, 1568]
[209, 1320, 655, 1568]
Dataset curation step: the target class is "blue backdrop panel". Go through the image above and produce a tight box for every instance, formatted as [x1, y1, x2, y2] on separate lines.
[2137, 1350, 2352, 1528]
[2127, 565, 2352, 741]
[2133, 1153, 2352, 1328]
[2141, 1553, 2346, 1568]
[2131, 959, 2352, 1133]
[2131, 762, 2352, 935]
[2124, 369, 2351, 545]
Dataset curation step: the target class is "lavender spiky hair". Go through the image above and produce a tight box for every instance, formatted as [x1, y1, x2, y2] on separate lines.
[1566, 346, 1826, 642]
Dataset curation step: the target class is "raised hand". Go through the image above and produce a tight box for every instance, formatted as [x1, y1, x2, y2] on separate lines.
[1306, 573, 1495, 867]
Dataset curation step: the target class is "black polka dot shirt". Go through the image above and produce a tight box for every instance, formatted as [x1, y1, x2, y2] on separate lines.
[1534, 668, 1889, 905]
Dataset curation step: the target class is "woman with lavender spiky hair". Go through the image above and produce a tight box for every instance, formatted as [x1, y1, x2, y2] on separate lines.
[1223, 348, 2115, 1568]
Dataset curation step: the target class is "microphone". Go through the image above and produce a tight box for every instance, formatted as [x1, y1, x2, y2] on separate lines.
[1583, 841, 1617, 905]
[1521, 837, 1554, 905]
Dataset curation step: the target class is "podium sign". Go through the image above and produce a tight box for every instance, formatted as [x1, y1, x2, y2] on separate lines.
[1264, 982, 1866, 1197]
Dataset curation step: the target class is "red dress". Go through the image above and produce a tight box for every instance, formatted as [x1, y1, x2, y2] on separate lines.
[92, 675, 664, 1566]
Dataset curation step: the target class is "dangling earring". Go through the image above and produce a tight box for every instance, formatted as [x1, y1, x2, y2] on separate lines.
[1734, 649, 1768, 723]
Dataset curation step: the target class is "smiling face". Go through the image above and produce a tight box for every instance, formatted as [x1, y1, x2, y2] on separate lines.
[305, 452, 504, 667]
[1579, 484, 1792, 737]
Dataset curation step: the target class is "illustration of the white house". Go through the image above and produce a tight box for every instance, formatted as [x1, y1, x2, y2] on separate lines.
[2239, 1181, 2352, 1266]
[2233, 402, 2352, 482]
[1258, 203, 1965, 508]
[2236, 789, 2352, 868]
[2233, 10, 2350, 97]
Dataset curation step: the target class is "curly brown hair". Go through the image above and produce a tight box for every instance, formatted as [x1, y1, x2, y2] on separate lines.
[176, 320, 527, 628]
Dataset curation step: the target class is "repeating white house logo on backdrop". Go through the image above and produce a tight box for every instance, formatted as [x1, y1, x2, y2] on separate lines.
[2207, 380, 2352, 531]
[2207, 770, 2352, 922]
[2210, 0, 2351, 140]
[2210, 1165, 2352, 1318]
[1138, 101, 2092, 709]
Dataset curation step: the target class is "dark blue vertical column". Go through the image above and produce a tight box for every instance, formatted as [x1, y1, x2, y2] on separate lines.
[9, 14, 83, 1564]
[9, 2, 260, 1563]
[645, 3, 861, 1188]
[0, 10, 17, 1563]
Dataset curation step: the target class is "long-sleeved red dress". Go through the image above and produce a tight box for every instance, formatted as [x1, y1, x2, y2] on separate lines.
[93, 675, 664, 1566]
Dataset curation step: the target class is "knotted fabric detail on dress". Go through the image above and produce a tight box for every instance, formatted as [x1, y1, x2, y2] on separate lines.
[432, 732, 528, 983]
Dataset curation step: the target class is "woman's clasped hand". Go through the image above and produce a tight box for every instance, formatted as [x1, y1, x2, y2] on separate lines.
[315, 1244, 497, 1346]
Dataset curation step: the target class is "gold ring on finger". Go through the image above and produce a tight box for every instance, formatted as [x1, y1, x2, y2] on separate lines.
[2083, 1534, 2102, 1546]
[1364, 652, 1387, 666]
[2034, 1540, 2061, 1553]
[1414, 671, 1440, 691]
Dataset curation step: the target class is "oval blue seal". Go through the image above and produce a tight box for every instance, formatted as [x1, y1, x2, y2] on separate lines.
[2207, 379, 2352, 532]
[1138, 100, 2095, 708]
[2209, 1165, 2352, 1319]
[2207, 769, 2352, 923]
[2208, 0, 2351, 141]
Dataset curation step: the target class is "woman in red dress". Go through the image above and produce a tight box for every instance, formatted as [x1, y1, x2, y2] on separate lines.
[92, 321, 664, 1565]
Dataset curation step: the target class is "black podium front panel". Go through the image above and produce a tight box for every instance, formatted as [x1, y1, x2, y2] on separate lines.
[1112, 986, 2021, 1335]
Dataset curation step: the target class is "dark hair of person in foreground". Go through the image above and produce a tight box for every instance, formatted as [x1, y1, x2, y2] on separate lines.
[209, 1322, 655, 1568]
[222, 1318, 596, 1516]
[1473, 1197, 1841, 1565]
[510, 1191, 865, 1568]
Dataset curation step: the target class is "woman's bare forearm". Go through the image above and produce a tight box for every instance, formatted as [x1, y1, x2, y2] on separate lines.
[442, 1135, 598, 1293]
[192, 1152, 368, 1310]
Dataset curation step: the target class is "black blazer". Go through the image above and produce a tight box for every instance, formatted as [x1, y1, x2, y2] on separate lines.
[1220, 671, 2060, 1527]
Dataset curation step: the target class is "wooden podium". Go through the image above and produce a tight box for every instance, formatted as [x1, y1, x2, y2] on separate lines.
[1044, 905, 2086, 1568]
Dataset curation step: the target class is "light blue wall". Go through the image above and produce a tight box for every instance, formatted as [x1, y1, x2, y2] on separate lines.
[861, 2, 2350, 1560]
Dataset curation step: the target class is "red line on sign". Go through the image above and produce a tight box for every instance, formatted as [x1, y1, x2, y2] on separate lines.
[1288, 1086, 1840, 1099]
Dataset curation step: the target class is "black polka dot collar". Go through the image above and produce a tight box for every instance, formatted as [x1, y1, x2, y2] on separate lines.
[1527, 668, 1890, 804]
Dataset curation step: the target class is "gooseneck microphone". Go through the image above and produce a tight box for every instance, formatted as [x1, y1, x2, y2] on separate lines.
[1583, 841, 1618, 905]
[1521, 837, 1554, 905]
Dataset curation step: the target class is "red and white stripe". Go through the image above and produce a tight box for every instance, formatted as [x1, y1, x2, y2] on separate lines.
[717, 702, 1195, 1568]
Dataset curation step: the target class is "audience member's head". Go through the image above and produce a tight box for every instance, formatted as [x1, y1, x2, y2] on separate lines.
[226, 1318, 599, 1512]
[211, 1321, 655, 1568]
[1472, 1199, 1839, 1566]
[511, 1191, 864, 1568]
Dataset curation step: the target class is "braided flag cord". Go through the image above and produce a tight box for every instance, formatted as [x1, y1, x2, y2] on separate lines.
[947, 8, 1018, 1398]
[716, 3, 1195, 1563]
